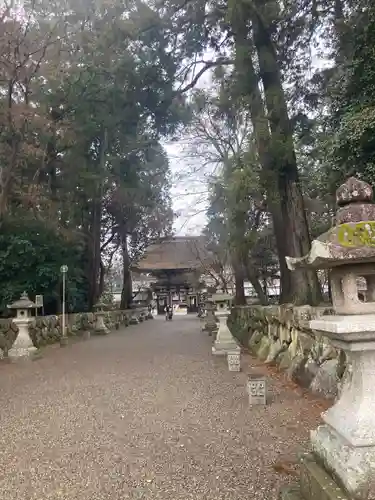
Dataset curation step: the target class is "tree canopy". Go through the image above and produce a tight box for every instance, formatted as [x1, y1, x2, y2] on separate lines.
[0, 0, 183, 313]
[0, 0, 372, 311]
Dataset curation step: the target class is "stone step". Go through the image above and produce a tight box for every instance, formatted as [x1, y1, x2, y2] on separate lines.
[279, 455, 350, 500]
[300, 455, 349, 500]
[279, 486, 303, 500]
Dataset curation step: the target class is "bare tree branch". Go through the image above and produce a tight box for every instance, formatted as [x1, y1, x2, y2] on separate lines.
[174, 58, 234, 95]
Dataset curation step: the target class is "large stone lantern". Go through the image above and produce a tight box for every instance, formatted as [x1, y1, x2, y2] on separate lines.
[7, 292, 37, 359]
[211, 293, 239, 356]
[286, 177, 375, 500]
[94, 301, 109, 335]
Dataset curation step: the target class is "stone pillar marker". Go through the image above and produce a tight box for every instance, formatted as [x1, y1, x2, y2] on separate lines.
[211, 293, 239, 356]
[94, 302, 109, 335]
[285, 177, 375, 500]
[7, 292, 38, 360]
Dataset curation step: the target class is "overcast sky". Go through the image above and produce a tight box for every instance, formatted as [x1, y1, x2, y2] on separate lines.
[165, 68, 214, 236]
[166, 142, 210, 236]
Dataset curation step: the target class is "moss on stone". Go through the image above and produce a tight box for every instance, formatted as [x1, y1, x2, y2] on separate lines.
[256, 336, 271, 360]
[228, 304, 343, 399]
[248, 330, 264, 352]
[0, 308, 142, 354]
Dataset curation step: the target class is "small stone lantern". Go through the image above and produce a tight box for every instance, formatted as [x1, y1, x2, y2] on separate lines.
[286, 177, 375, 500]
[94, 301, 109, 335]
[138, 309, 145, 322]
[204, 299, 218, 336]
[129, 310, 139, 325]
[146, 306, 153, 320]
[7, 292, 37, 359]
[211, 293, 239, 357]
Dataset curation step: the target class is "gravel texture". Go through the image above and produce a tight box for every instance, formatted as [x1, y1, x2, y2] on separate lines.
[0, 316, 330, 499]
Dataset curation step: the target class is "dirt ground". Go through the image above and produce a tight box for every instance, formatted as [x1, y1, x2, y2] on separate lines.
[0, 316, 330, 499]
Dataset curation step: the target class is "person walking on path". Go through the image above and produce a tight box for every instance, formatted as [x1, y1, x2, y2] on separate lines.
[164, 304, 173, 320]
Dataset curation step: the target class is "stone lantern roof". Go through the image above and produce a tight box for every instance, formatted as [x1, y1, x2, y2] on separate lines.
[286, 177, 375, 271]
[8, 292, 36, 310]
[94, 301, 107, 311]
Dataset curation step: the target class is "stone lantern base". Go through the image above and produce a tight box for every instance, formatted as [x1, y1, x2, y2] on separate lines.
[212, 314, 239, 355]
[281, 314, 375, 500]
[311, 426, 375, 499]
[60, 336, 69, 346]
[129, 315, 139, 325]
[94, 313, 109, 335]
[8, 319, 38, 360]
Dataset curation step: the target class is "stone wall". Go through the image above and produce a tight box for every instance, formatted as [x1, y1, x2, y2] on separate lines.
[229, 305, 347, 399]
[0, 308, 146, 356]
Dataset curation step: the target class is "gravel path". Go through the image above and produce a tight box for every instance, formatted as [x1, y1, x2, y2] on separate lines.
[0, 316, 329, 500]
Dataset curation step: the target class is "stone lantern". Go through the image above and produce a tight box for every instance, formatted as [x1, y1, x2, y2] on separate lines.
[285, 177, 375, 500]
[129, 310, 139, 325]
[94, 301, 109, 335]
[204, 299, 218, 336]
[138, 310, 145, 322]
[211, 293, 239, 357]
[211, 293, 233, 314]
[7, 292, 37, 359]
[146, 307, 154, 320]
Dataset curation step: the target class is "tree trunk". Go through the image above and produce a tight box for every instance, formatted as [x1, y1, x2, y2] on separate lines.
[250, 2, 322, 305]
[233, 260, 246, 305]
[278, 174, 322, 304]
[87, 130, 107, 310]
[98, 261, 105, 298]
[232, 17, 292, 303]
[120, 234, 133, 310]
[246, 264, 269, 305]
[88, 197, 101, 309]
[228, 208, 247, 306]
[271, 209, 292, 302]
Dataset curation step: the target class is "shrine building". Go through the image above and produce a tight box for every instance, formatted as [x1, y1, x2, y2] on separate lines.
[133, 236, 211, 314]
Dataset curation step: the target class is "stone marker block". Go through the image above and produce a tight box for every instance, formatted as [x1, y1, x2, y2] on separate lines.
[227, 350, 241, 372]
[247, 374, 267, 405]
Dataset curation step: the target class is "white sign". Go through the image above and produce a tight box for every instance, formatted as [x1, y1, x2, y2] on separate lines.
[60, 265, 68, 273]
[247, 375, 267, 405]
[35, 295, 43, 307]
